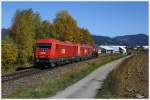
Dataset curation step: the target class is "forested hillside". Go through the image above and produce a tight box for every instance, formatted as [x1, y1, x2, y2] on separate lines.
[92, 34, 148, 46]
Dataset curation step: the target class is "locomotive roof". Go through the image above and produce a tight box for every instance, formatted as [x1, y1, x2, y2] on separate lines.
[36, 38, 75, 46]
[36, 38, 94, 48]
[36, 38, 56, 43]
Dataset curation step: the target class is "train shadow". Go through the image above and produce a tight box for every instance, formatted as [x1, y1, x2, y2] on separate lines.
[15, 57, 96, 71]
[16, 66, 37, 71]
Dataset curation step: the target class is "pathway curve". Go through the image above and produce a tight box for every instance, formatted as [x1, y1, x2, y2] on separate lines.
[50, 55, 132, 98]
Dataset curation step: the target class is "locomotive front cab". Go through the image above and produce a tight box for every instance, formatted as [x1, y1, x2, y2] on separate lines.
[34, 38, 55, 67]
[35, 43, 52, 58]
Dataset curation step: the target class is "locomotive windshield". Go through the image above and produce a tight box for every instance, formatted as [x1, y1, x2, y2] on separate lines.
[36, 43, 51, 49]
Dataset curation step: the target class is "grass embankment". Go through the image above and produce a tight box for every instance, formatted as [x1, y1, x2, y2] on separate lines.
[5, 54, 124, 98]
[96, 51, 148, 98]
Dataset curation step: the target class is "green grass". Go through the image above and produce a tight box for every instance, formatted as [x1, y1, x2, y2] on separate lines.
[4, 54, 125, 98]
[95, 69, 119, 98]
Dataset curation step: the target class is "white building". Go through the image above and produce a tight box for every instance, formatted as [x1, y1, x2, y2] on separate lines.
[98, 45, 127, 54]
[143, 46, 148, 49]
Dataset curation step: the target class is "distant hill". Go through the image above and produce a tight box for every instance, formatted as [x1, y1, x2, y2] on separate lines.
[2, 28, 148, 46]
[92, 34, 148, 46]
[2, 28, 10, 38]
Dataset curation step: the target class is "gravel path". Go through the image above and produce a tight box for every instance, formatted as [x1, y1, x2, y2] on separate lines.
[50, 55, 131, 98]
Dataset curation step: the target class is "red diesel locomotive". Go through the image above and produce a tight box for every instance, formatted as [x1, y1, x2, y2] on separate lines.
[34, 38, 98, 68]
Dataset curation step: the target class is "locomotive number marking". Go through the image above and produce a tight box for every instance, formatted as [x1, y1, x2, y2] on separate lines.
[61, 49, 65, 54]
[40, 52, 46, 54]
[84, 49, 87, 54]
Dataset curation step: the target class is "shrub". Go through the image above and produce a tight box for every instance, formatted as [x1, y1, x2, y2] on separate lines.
[2, 37, 17, 73]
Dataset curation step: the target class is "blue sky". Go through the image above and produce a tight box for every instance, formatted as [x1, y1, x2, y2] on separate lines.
[2, 1, 148, 37]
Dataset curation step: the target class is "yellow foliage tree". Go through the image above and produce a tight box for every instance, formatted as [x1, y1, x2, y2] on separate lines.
[2, 37, 17, 73]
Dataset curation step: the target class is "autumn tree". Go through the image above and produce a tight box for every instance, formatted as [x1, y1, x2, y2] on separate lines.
[77, 27, 94, 45]
[10, 9, 40, 65]
[84, 29, 94, 45]
[36, 20, 57, 39]
[2, 37, 17, 73]
[53, 10, 94, 45]
[53, 10, 78, 42]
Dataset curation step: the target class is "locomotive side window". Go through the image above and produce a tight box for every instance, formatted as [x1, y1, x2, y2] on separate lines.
[36, 43, 51, 49]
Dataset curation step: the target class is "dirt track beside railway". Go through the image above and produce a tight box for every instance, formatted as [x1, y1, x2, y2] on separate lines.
[50, 55, 132, 98]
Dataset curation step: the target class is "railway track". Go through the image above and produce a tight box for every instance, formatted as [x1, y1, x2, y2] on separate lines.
[2, 57, 98, 83]
[2, 67, 42, 83]
[2, 65, 66, 83]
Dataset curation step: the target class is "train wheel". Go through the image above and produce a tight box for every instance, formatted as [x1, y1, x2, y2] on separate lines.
[56, 62, 61, 66]
[70, 60, 74, 63]
[51, 63, 56, 67]
[44, 65, 49, 69]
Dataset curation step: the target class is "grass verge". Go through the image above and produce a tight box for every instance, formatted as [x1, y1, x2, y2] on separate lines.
[96, 51, 148, 98]
[5, 54, 125, 98]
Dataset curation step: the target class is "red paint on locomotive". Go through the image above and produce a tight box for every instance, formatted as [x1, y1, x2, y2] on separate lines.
[34, 38, 97, 67]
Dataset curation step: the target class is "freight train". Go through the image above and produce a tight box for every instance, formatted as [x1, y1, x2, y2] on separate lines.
[34, 38, 98, 68]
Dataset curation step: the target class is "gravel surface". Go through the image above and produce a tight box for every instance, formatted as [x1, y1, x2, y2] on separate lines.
[50, 55, 131, 98]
